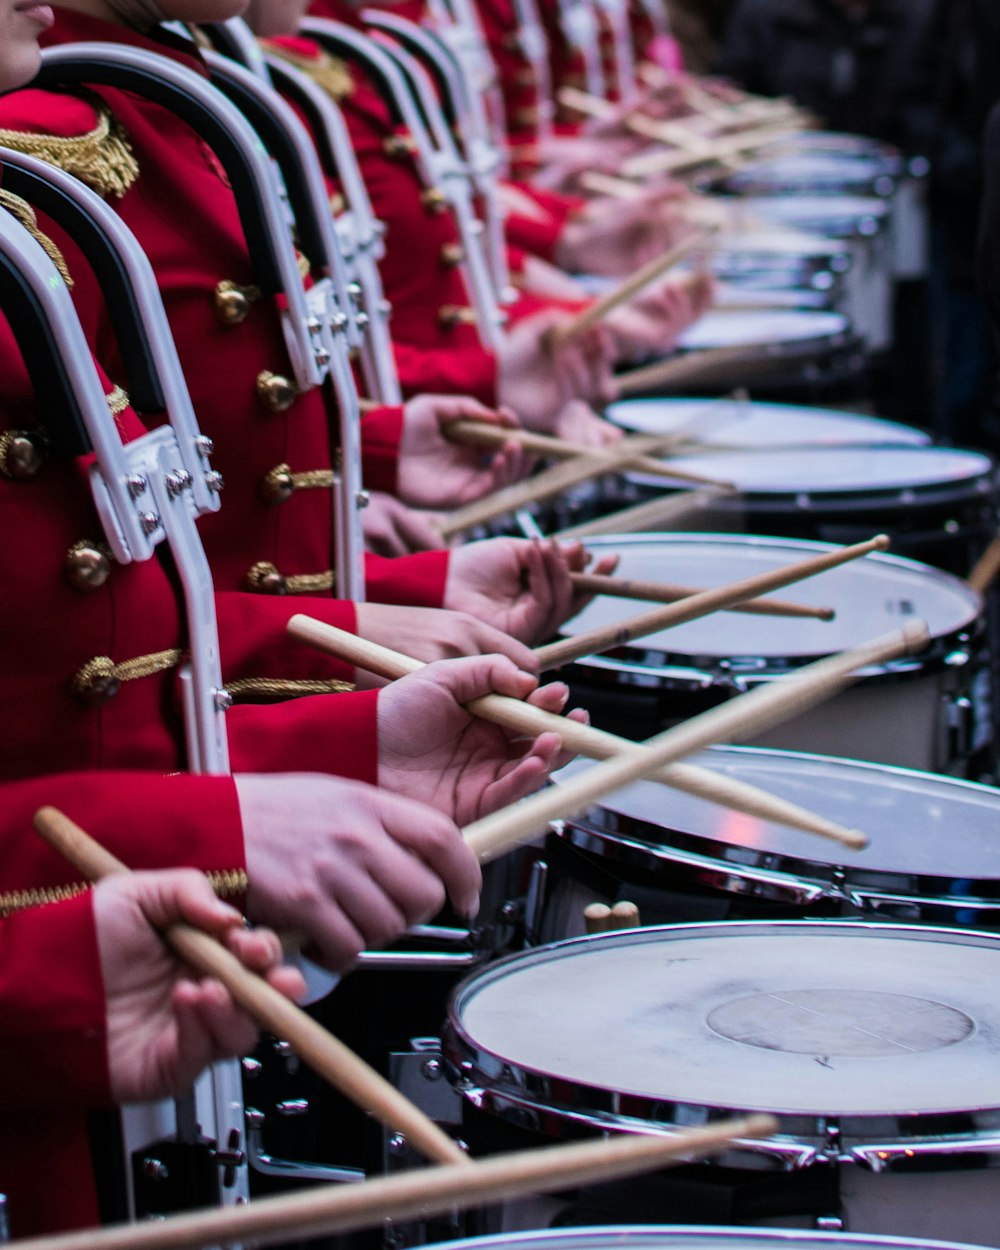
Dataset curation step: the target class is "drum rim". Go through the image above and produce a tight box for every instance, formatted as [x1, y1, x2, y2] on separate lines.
[604, 396, 932, 448]
[558, 534, 982, 678]
[443, 920, 1000, 1156]
[675, 309, 852, 357]
[555, 744, 1000, 913]
[417, 1227, 986, 1250]
[624, 447, 997, 502]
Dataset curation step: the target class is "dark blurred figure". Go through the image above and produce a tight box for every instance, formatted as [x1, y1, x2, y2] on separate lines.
[978, 103, 1000, 432]
[715, 0, 1000, 445]
[665, 0, 735, 73]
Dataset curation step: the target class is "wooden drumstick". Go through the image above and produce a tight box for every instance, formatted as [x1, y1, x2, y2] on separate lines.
[569, 571, 835, 620]
[463, 621, 929, 863]
[579, 170, 646, 200]
[439, 391, 752, 538]
[622, 121, 805, 180]
[613, 343, 787, 400]
[31, 807, 468, 1168]
[583, 901, 614, 934]
[536, 534, 890, 671]
[548, 230, 718, 349]
[610, 900, 641, 930]
[444, 418, 735, 488]
[287, 617, 869, 849]
[968, 533, 1000, 595]
[553, 487, 727, 540]
[10, 1117, 778, 1250]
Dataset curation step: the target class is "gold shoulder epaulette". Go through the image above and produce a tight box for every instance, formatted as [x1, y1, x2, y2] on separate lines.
[0, 92, 139, 200]
[0, 189, 74, 288]
[264, 39, 355, 101]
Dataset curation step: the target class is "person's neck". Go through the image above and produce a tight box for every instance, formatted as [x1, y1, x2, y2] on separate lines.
[54, 0, 166, 33]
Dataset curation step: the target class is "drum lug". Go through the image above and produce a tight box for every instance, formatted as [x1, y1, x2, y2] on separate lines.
[390, 1043, 464, 1128]
[131, 1133, 222, 1217]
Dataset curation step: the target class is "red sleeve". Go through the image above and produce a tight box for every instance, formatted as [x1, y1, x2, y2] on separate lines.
[361, 404, 405, 494]
[393, 341, 499, 406]
[216, 592, 359, 686]
[0, 772, 245, 903]
[227, 689, 380, 787]
[364, 550, 450, 608]
[0, 893, 108, 1109]
[504, 207, 566, 264]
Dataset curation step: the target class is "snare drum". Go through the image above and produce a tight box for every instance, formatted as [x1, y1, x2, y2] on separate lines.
[620, 447, 997, 571]
[606, 397, 930, 450]
[556, 535, 990, 773]
[443, 922, 1000, 1244]
[420, 1230, 988, 1250]
[547, 746, 1000, 933]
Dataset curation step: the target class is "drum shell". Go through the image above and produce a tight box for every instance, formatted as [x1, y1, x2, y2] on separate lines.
[556, 535, 991, 775]
[604, 457, 998, 575]
[442, 923, 1000, 1246]
[543, 746, 1000, 938]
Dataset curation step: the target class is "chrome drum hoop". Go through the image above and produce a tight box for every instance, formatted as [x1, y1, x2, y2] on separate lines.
[418, 1227, 990, 1250]
[555, 746, 1000, 924]
[442, 920, 1000, 1164]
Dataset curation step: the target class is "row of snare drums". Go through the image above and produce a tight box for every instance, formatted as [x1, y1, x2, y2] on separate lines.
[402, 380, 1000, 1250]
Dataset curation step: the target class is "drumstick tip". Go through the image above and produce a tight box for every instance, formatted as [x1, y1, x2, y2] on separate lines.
[871, 534, 891, 551]
[816, 606, 836, 622]
[737, 1113, 780, 1140]
[901, 619, 931, 653]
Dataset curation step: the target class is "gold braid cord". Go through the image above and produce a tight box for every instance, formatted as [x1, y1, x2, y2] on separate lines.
[226, 675, 355, 703]
[71, 647, 183, 698]
[264, 39, 355, 101]
[0, 868, 249, 917]
[0, 95, 139, 199]
[105, 385, 130, 417]
[0, 190, 74, 287]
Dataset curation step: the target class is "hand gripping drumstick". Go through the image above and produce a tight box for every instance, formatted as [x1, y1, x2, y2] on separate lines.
[463, 621, 929, 864]
[567, 570, 834, 620]
[9, 1118, 777, 1250]
[31, 808, 468, 1168]
[444, 418, 735, 489]
[546, 229, 718, 349]
[440, 393, 751, 538]
[287, 617, 868, 849]
[535, 534, 890, 671]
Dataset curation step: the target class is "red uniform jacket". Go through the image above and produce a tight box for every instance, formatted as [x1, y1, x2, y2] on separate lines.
[13, 14, 449, 607]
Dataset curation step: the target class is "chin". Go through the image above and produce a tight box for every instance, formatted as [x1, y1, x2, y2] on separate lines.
[1, 45, 42, 93]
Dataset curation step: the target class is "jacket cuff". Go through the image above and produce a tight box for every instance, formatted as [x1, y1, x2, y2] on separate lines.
[361, 404, 405, 494]
[364, 550, 450, 608]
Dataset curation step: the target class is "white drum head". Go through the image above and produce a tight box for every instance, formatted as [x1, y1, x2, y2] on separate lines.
[676, 310, 848, 351]
[455, 924, 1000, 1116]
[556, 746, 1000, 880]
[729, 154, 893, 190]
[422, 1230, 983, 1250]
[560, 536, 979, 661]
[746, 197, 889, 233]
[605, 398, 929, 449]
[632, 446, 993, 495]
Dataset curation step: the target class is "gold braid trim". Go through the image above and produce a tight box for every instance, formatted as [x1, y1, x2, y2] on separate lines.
[246, 561, 337, 595]
[206, 868, 249, 899]
[226, 675, 355, 704]
[0, 190, 74, 288]
[106, 385, 130, 417]
[0, 97, 139, 199]
[0, 868, 248, 917]
[0, 880, 90, 918]
[71, 647, 183, 698]
[264, 39, 355, 101]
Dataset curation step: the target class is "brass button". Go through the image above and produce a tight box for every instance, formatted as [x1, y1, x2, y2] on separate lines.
[255, 371, 297, 414]
[0, 431, 44, 480]
[214, 281, 252, 326]
[71, 657, 120, 707]
[260, 464, 295, 504]
[246, 561, 287, 594]
[63, 541, 111, 593]
[440, 242, 464, 268]
[382, 134, 416, 158]
[438, 305, 477, 328]
[421, 187, 447, 214]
